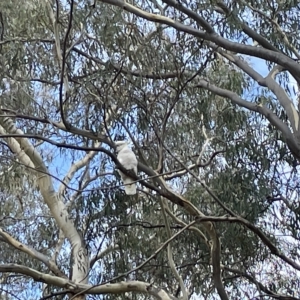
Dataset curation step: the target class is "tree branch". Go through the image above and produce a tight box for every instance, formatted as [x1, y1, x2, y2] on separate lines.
[0, 227, 66, 278]
[58, 141, 100, 195]
[70, 221, 196, 299]
[223, 266, 299, 300]
[89, 244, 119, 268]
[161, 0, 214, 33]
[0, 115, 89, 284]
[194, 80, 300, 159]
[0, 264, 177, 300]
[213, 47, 300, 136]
[156, 138, 229, 300]
[72, 46, 180, 80]
[196, 216, 300, 271]
[159, 197, 188, 300]
[246, 2, 300, 60]
[99, 0, 300, 75]
[0, 108, 107, 141]
[215, 1, 279, 53]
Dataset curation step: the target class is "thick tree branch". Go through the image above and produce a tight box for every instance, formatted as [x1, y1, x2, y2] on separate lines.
[0, 264, 177, 300]
[161, 0, 214, 33]
[246, 2, 300, 60]
[213, 47, 300, 135]
[46, 0, 72, 129]
[99, 0, 300, 75]
[164, 206, 209, 246]
[0, 115, 89, 284]
[215, 1, 279, 53]
[0, 228, 66, 278]
[194, 80, 300, 159]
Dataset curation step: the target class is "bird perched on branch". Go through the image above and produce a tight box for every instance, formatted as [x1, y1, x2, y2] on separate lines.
[115, 140, 138, 195]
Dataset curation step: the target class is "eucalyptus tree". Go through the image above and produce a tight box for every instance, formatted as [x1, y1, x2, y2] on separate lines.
[0, 0, 300, 300]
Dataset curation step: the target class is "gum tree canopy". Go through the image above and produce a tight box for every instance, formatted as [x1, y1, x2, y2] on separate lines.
[1, 0, 300, 299]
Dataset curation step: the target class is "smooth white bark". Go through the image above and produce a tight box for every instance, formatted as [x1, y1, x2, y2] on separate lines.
[0, 264, 176, 300]
[0, 115, 89, 284]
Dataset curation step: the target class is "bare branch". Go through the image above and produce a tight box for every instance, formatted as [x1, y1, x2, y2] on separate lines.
[196, 216, 300, 271]
[70, 221, 196, 299]
[161, 0, 214, 33]
[223, 266, 299, 300]
[0, 264, 177, 300]
[58, 141, 100, 195]
[214, 48, 300, 135]
[99, 0, 300, 75]
[159, 197, 188, 300]
[0, 227, 66, 278]
[0, 115, 89, 284]
[246, 2, 300, 60]
[215, 1, 279, 53]
[164, 150, 225, 180]
[194, 80, 300, 159]
[90, 244, 119, 268]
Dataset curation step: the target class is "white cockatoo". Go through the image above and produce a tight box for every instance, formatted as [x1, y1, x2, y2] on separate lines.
[115, 140, 138, 195]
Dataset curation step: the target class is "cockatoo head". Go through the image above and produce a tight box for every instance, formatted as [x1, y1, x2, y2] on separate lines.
[115, 140, 129, 153]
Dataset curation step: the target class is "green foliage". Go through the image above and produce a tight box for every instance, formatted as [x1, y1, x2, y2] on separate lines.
[0, 0, 300, 299]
